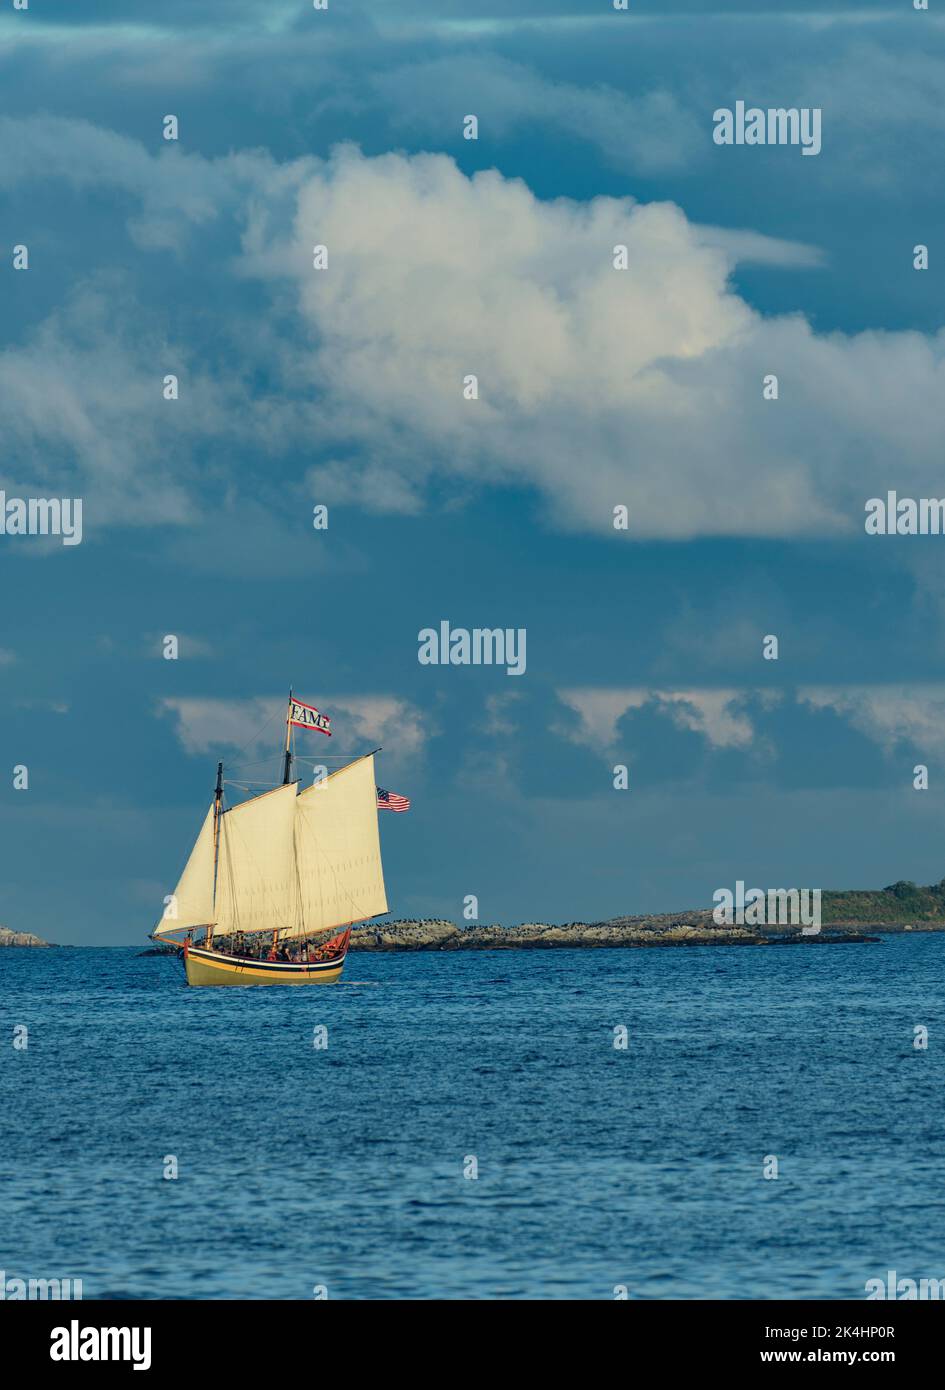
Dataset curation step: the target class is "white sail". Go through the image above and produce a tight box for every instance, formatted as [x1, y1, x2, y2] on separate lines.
[212, 782, 299, 937]
[290, 753, 388, 940]
[153, 802, 216, 938]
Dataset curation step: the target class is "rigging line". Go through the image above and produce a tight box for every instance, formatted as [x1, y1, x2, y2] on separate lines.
[226, 701, 284, 765]
[287, 752, 381, 759]
[222, 757, 355, 772]
[224, 757, 285, 769]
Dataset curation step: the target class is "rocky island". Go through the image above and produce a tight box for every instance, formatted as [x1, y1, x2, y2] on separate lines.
[0, 925, 52, 948]
[9, 880, 945, 950]
[348, 914, 878, 950]
[345, 879, 945, 949]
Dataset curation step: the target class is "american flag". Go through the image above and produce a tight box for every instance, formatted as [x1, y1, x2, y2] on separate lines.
[376, 787, 410, 812]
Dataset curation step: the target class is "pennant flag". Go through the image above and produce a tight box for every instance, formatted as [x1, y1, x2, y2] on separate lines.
[377, 787, 410, 812]
[288, 696, 331, 737]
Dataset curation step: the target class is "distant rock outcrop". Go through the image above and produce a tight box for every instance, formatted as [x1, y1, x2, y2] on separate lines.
[0, 925, 51, 948]
[345, 883, 945, 950]
[350, 920, 460, 950]
[348, 915, 876, 950]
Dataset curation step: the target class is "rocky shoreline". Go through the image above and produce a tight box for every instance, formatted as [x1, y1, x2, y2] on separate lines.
[0, 917, 913, 953]
[348, 916, 880, 950]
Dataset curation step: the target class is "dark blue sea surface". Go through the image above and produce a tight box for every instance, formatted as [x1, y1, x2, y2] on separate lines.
[2, 937, 944, 1300]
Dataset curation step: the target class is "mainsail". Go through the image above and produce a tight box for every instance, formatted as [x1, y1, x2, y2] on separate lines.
[152, 803, 217, 938]
[291, 753, 388, 940]
[154, 752, 388, 942]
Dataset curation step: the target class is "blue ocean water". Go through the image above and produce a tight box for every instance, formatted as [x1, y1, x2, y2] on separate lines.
[1, 936, 943, 1300]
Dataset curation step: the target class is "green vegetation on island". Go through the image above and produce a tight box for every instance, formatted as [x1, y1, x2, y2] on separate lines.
[821, 879, 945, 927]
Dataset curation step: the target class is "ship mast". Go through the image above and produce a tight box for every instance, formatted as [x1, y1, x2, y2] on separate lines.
[282, 686, 294, 786]
[277, 689, 295, 954]
[207, 759, 223, 946]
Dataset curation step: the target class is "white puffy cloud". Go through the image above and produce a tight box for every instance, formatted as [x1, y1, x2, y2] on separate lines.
[798, 684, 945, 758]
[3, 120, 945, 540]
[557, 688, 651, 750]
[157, 694, 427, 770]
[557, 686, 779, 751]
[324, 695, 428, 762]
[258, 145, 945, 539]
[560, 683, 945, 762]
[156, 697, 281, 759]
[0, 273, 244, 526]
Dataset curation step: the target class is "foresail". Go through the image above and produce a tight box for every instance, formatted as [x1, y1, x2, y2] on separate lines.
[212, 781, 299, 937]
[153, 802, 216, 938]
[291, 753, 388, 939]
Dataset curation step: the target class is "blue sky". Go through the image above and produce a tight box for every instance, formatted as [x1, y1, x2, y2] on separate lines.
[2, 0, 944, 944]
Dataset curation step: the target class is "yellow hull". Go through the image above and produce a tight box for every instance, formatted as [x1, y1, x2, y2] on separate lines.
[183, 943, 346, 987]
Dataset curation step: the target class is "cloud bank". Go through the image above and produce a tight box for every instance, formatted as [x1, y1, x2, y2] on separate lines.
[3, 120, 944, 540]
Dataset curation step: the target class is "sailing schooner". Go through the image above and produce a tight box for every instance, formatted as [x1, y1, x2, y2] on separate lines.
[151, 692, 391, 986]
